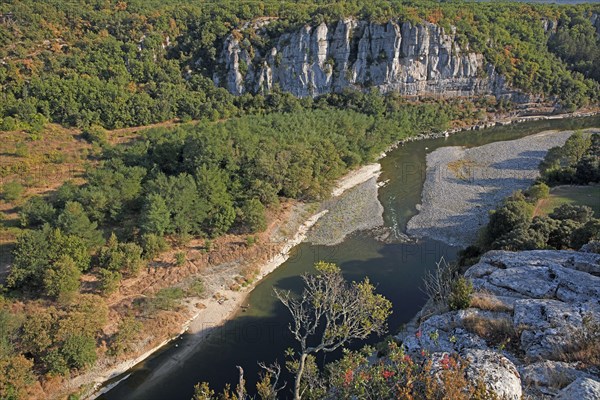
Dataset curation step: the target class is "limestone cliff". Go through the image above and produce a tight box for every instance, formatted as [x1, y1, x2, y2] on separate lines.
[214, 18, 523, 100]
[397, 250, 600, 399]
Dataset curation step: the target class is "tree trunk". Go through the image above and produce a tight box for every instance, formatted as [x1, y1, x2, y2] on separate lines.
[293, 353, 308, 400]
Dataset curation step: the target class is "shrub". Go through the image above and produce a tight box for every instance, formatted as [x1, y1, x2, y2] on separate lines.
[2, 181, 24, 203]
[19, 196, 56, 227]
[525, 182, 550, 203]
[448, 277, 473, 311]
[139, 233, 168, 260]
[175, 252, 186, 266]
[109, 316, 143, 357]
[98, 268, 121, 295]
[150, 287, 185, 311]
[81, 126, 108, 145]
[187, 278, 205, 297]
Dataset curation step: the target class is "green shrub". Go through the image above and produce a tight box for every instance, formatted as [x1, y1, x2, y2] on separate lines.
[2, 181, 24, 203]
[150, 287, 185, 311]
[175, 252, 186, 266]
[448, 277, 473, 311]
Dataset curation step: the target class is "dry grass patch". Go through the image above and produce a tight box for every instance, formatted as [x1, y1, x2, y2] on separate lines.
[447, 159, 479, 181]
[555, 314, 600, 366]
[470, 292, 513, 313]
[463, 314, 520, 352]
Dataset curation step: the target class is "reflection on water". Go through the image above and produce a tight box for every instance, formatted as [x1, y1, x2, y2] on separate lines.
[101, 115, 600, 400]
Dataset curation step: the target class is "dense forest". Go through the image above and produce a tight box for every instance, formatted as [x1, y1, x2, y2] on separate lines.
[1, 0, 600, 133]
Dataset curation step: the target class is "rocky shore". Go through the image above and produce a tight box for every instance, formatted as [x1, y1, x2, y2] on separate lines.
[396, 249, 600, 400]
[406, 130, 576, 246]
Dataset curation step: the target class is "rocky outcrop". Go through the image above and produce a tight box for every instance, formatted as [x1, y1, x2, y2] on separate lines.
[396, 250, 600, 399]
[214, 19, 526, 100]
[591, 13, 600, 36]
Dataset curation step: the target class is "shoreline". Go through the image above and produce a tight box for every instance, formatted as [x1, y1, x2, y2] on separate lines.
[83, 108, 599, 399]
[85, 162, 383, 399]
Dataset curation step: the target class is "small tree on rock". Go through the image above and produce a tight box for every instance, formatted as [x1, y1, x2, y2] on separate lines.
[274, 261, 392, 400]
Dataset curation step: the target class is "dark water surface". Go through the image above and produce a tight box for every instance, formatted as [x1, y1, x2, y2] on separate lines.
[101, 115, 600, 400]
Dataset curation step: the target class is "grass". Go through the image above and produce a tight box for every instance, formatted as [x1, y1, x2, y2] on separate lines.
[535, 185, 600, 217]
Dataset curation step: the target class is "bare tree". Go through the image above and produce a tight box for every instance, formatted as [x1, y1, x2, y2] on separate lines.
[422, 257, 456, 309]
[256, 361, 286, 400]
[274, 261, 392, 400]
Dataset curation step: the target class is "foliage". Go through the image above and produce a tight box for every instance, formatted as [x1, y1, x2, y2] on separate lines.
[8, 226, 90, 289]
[43, 255, 81, 303]
[1, 181, 24, 203]
[147, 287, 185, 312]
[239, 198, 267, 233]
[98, 233, 145, 276]
[175, 252, 186, 267]
[19, 196, 56, 227]
[275, 261, 392, 400]
[540, 132, 595, 184]
[109, 316, 143, 357]
[60, 334, 97, 371]
[98, 268, 122, 295]
[139, 233, 169, 260]
[448, 277, 474, 311]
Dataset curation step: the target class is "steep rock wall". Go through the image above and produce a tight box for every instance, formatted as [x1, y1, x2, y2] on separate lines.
[214, 19, 522, 99]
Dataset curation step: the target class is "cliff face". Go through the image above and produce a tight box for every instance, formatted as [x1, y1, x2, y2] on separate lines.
[214, 19, 518, 99]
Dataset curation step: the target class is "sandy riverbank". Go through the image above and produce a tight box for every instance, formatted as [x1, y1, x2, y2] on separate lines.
[86, 161, 382, 398]
[406, 130, 578, 246]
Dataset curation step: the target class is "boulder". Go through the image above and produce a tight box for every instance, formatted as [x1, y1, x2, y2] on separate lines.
[556, 377, 600, 400]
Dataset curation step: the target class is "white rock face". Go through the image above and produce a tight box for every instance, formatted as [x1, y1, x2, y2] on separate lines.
[215, 19, 523, 99]
[397, 250, 600, 399]
[556, 377, 600, 400]
[464, 349, 522, 400]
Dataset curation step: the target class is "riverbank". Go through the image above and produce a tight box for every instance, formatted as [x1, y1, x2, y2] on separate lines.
[82, 109, 600, 399]
[406, 129, 578, 246]
[84, 161, 384, 399]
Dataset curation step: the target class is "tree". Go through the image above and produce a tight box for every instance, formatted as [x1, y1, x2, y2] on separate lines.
[550, 204, 594, 223]
[60, 334, 97, 370]
[274, 262, 392, 400]
[141, 194, 171, 236]
[239, 198, 267, 233]
[56, 201, 104, 249]
[19, 196, 56, 227]
[43, 255, 81, 303]
[486, 200, 533, 245]
[98, 268, 122, 295]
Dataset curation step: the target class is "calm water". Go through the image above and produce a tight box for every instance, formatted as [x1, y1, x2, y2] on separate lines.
[101, 115, 600, 400]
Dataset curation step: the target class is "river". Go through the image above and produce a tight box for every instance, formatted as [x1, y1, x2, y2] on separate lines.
[100, 115, 600, 400]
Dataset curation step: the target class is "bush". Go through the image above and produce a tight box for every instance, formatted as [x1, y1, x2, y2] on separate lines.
[187, 278, 205, 297]
[149, 287, 185, 311]
[61, 334, 97, 370]
[98, 268, 121, 295]
[109, 316, 142, 357]
[175, 252, 186, 266]
[81, 126, 108, 145]
[139, 233, 168, 260]
[448, 277, 473, 311]
[19, 196, 56, 227]
[2, 181, 24, 203]
[525, 182, 550, 203]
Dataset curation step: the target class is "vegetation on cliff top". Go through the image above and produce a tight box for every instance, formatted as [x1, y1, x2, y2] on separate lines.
[0, 0, 599, 133]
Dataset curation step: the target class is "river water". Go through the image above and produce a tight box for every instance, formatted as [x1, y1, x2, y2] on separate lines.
[101, 115, 600, 400]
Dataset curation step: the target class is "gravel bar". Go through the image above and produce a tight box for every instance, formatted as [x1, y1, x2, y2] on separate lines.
[406, 130, 575, 246]
[307, 176, 384, 246]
